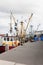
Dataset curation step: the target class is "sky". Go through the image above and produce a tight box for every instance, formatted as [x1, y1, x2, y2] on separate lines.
[0, 0, 43, 34]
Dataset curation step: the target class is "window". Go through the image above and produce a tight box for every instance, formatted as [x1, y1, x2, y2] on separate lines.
[10, 38, 13, 41]
[4, 37, 6, 41]
[7, 37, 9, 41]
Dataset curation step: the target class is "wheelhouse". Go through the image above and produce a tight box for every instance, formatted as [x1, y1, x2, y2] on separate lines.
[2, 36, 20, 46]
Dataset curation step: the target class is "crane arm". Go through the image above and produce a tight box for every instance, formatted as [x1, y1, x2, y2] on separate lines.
[36, 24, 40, 31]
[25, 13, 33, 32]
[10, 12, 15, 23]
[10, 12, 18, 36]
[9, 12, 13, 33]
[12, 15, 15, 23]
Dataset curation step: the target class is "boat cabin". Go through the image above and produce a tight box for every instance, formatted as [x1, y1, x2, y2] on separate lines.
[2, 36, 20, 46]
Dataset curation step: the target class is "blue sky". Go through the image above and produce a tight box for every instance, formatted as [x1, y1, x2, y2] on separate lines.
[0, 0, 43, 34]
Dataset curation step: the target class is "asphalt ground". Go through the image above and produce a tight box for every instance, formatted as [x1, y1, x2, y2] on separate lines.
[0, 41, 43, 65]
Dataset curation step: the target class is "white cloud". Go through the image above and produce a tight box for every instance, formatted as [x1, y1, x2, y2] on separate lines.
[0, 0, 43, 33]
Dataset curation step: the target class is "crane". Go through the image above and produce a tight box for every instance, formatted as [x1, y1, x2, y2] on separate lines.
[11, 12, 18, 36]
[36, 24, 40, 31]
[9, 12, 18, 36]
[19, 13, 33, 43]
[20, 21, 24, 38]
[9, 12, 13, 34]
[22, 13, 33, 38]
[34, 24, 40, 34]
[25, 13, 33, 32]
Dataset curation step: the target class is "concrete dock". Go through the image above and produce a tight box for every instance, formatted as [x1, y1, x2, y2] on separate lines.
[0, 41, 43, 65]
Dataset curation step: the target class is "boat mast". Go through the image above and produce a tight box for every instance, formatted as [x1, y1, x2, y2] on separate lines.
[10, 12, 13, 34]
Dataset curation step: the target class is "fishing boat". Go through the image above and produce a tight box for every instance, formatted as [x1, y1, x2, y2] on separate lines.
[0, 12, 20, 53]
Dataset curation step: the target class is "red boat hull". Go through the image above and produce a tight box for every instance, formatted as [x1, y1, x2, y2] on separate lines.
[0, 46, 15, 53]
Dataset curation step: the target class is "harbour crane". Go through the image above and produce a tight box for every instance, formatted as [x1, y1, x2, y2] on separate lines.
[36, 24, 40, 31]
[25, 13, 33, 32]
[9, 12, 18, 36]
[20, 21, 24, 38]
[19, 13, 33, 43]
[22, 13, 33, 38]
[34, 24, 40, 35]
[9, 12, 13, 34]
